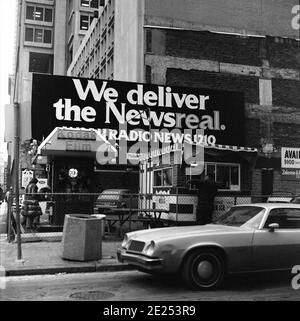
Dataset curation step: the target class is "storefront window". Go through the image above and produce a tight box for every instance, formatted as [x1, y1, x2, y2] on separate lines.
[216, 165, 230, 189]
[187, 162, 240, 191]
[154, 168, 173, 187]
[213, 163, 240, 191]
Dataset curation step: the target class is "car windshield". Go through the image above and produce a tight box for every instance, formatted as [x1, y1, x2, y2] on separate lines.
[291, 197, 300, 204]
[98, 190, 121, 200]
[214, 206, 265, 227]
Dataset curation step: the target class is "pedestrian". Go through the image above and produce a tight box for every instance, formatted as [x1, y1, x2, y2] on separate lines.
[5, 186, 13, 202]
[187, 173, 220, 225]
[0, 184, 3, 202]
[21, 178, 42, 230]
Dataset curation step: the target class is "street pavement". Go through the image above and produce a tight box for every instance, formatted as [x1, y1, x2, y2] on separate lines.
[0, 200, 133, 276]
[1, 270, 299, 301]
[0, 236, 130, 276]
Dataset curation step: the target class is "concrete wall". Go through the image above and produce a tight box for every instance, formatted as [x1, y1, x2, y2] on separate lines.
[145, 0, 299, 39]
[114, 0, 145, 82]
[53, 0, 67, 74]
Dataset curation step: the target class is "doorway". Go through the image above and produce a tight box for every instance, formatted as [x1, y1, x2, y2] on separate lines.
[261, 168, 273, 201]
[52, 157, 94, 225]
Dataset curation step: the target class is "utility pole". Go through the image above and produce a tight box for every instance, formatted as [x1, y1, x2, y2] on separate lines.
[14, 102, 22, 260]
[13, 0, 23, 261]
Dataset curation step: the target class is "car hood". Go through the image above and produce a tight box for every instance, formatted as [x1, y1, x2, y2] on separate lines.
[127, 224, 247, 243]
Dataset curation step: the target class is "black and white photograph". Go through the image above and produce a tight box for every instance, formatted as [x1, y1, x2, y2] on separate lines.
[0, 0, 300, 308]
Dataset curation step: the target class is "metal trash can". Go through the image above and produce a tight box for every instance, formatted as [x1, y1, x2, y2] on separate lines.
[61, 214, 106, 261]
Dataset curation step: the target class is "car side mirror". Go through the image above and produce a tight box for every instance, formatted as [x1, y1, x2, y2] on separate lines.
[268, 223, 279, 232]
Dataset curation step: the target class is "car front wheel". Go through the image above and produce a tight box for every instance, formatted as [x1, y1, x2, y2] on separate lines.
[181, 249, 225, 290]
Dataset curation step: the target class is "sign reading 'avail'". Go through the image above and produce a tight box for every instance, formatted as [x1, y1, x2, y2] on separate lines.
[281, 147, 300, 169]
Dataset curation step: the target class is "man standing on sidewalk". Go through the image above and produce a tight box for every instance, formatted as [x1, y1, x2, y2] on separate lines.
[187, 173, 220, 225]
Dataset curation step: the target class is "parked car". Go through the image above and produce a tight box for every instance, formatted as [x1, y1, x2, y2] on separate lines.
[290, 195, 300, 204]
[94, 189, 138, 214]
[117, 203, 300, 290]
[266, 191, 293, 203]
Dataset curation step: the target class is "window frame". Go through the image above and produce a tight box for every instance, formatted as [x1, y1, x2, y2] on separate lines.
[187, 162, 241, 192]
[80, 0, 99, 8]
[29, 52, 54, 74]
[153, 167, 173, 188]
[25, 26, 53, 45]
[25, 5, 53, 23]
[80, 14, 94, 31]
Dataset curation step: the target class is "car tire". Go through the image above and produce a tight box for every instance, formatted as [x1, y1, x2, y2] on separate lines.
[181, 249, 225, 290]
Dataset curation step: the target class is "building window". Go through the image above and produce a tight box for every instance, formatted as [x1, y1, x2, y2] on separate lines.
[145, 65, 152, 84]
[25, 27, 53, 44]
[80, 0, 99, 8]
[67, 46, 73, 67]
[80, 14, 94, 30]
[26, 5, 53, 23]
[188, 162, 240, 191]
[154, 168, 173, 187]
[146, 29, 152, 53]
[29, 52, 54, 74]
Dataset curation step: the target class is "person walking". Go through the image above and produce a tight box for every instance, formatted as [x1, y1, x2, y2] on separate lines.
[0, 184, 3, 202]
[187, 173, 220, 225]
[21, 178, 42, 230]
[5, 186, 13, 202]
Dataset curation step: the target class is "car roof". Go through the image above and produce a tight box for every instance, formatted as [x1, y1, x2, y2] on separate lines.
[234, 203, 300, 209]
[101, 189, 132, 192]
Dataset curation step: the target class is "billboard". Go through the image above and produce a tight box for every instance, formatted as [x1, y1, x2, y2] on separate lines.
[31, 74, 245, 147]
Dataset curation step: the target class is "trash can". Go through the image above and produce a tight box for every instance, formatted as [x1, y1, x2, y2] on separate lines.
[61, 214, 106, 261]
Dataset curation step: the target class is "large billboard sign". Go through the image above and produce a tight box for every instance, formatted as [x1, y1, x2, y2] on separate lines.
[31, 74, 245, 148]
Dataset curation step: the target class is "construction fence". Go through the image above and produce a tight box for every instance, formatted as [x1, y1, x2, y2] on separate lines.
[3, 190, 297, 242]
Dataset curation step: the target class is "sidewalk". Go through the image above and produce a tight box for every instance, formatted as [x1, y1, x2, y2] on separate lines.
[0, 234, 134, 277]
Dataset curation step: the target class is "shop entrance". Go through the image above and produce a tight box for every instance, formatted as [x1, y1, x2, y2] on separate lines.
[261, 168, 273, 200]
[52, 157, 94, 225]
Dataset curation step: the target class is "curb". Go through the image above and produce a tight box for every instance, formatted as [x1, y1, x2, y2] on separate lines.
[5, 263, 136, 277]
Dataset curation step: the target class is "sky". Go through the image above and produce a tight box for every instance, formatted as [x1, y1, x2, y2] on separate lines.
[0, 0, 16, 158]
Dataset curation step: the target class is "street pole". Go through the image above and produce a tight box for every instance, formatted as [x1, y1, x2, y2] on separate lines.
[14, 102, 22, 260]
[13, 0, 23, 261]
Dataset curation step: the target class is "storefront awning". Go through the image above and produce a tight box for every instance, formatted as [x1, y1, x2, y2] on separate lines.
[193, 143, 258, 167]
[202, 144, 257, 153]
[142, 142, 258, 167]
[37, 127, 117, 158]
